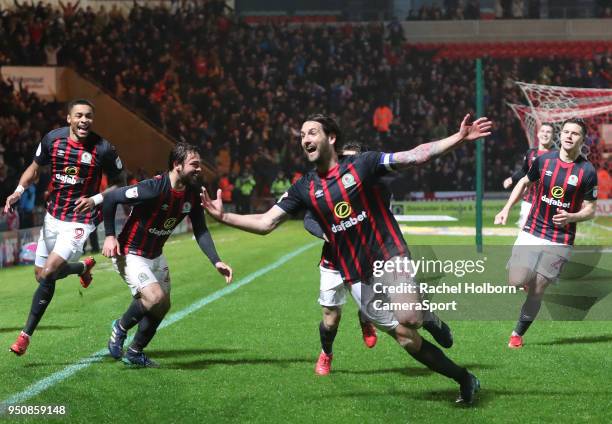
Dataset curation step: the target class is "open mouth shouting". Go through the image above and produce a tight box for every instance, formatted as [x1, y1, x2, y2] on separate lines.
[76, 123, 90, 138]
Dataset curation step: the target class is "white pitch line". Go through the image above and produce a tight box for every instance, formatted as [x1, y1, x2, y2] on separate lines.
[0, 241, 317, 414]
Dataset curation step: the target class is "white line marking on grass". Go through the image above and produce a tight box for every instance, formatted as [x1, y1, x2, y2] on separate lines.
[590, 222, 612, 232]
[0, 241, 318, 414]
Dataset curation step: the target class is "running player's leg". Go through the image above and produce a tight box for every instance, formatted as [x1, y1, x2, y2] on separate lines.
[22, 252, 66, 336]
[11, 218, 91, 355]
[122, 255, 171, 367]
[355, 269, 479, 404]
[512, 273, 550, 341]
[315, 266, 345, 375]
[507, 237, 569, 347]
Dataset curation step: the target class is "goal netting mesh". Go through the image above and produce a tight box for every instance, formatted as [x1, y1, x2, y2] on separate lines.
[509, 82, 612, 169]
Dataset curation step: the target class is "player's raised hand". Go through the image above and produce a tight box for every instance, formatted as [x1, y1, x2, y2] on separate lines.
[552, 208, 571, 226]
[102, 235, 121, 258]
[503, 177, 513, 189]
[200, 187, 224, 221]
[494, 209, 508, 225]
[3, 192, 21, 214]
[74, 196, 95, 213]
[215, 261, 233, 284]
[459, 114, 492, 141]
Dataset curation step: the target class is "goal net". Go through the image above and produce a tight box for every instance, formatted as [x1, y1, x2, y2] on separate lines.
[509, 82, 612, 169]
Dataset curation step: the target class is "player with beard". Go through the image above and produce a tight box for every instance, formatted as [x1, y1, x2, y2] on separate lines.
[503, 123, 556, 228]
[5, 99, 124, 356]
[201, 113, 492, 404]
[303, 142, 379, 375]
[102, 143, 233, 367]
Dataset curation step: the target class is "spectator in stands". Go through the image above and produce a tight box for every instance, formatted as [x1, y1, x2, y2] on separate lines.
[0, 1, 609, 202]
[373, 102, 393, 141]
[270, 171, 291, 201]
[218, 172, 235, 206]
[234, 166, 256, 214]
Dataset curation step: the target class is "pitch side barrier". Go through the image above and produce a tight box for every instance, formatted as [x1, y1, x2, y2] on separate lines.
[0, 208, 194, 269]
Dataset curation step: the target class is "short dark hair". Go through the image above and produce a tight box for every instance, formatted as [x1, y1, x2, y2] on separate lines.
[540, 122, 555, 132]
[67, 99, 95, 113]
[168, 142, 201, 170]
[342, 141, 364, 154]
[305, 114, 343, 150]
[562, 118, 588, 137]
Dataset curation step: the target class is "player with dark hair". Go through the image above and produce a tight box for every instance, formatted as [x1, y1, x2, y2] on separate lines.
[103, 142, 233, 367]
[495, 118, 597, 348]
[202, 113, 492, 404]
[303, 141, 378, 375]
[4, 99, 125, 356]
[503, 122, 556, 228]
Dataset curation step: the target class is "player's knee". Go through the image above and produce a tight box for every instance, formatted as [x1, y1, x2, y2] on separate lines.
[508, 268, 532, 287]
[533, 275, 550, 296]
[140, 285, 166, 309]
[392, 325, 420, 352]
[395, 311, 422, 329]
[321, 306, 341, 327]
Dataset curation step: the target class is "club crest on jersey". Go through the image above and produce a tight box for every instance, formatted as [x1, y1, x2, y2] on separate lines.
[334, 201, 352, 219]
[567, 175, 578, 186]
[58, 149, 65, 157]
[81, 152, 92, 164]
[182, 202, 191, 213]
[161, 204, 169, 210]
[341, 173, 356, 189]
[314, 189, 324, 198]
[545, 170, 553, 176]
[125, 187, 139, 199]
[138, 273, 149, 283]
[74, 228, 85, 240]
[551, 186, 564, 199]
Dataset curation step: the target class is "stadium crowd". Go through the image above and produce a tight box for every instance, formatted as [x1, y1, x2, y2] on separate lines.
[0, 1, 610, 228]
[405, 0, 612, 20]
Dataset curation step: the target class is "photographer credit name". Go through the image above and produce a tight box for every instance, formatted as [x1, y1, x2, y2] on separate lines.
[373, 282, 517, 295]
[371, 282, 517, 312]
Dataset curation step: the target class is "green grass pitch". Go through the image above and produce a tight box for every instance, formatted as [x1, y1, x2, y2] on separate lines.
[0, 209, 611, 423]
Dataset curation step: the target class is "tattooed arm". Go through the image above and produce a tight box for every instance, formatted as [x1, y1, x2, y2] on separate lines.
[392, 114, 492, 169]
[201, 188, 289, 235]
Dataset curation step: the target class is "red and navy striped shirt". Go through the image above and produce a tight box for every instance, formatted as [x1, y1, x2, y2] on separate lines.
[514, 148, 555, 203]
[524, 151, 597, 245]
[33, 127, 123, 225]
[277, 152, 407, 282]
[112, 174, 207, 259]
